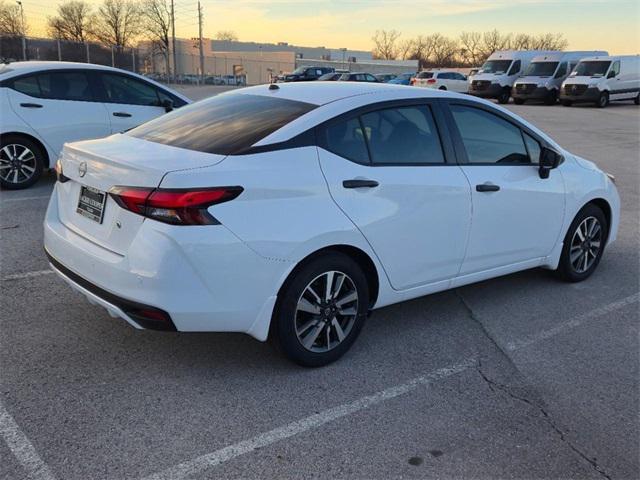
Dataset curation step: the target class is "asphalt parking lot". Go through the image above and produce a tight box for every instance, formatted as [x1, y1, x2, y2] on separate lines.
[1, 92, 638, 480]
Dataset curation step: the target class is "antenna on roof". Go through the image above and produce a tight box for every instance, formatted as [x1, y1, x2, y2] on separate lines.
[268, 68, 279, 90]
[269, 83, 279, 90]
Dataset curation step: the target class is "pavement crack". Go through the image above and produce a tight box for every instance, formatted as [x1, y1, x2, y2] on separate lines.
[476, 359, 612, 480]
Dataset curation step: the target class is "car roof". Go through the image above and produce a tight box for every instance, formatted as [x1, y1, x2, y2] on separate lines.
[230, 81, 457, 106]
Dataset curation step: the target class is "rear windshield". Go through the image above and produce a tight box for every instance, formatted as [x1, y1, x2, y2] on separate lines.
[128, 93, 316, 155]
[571, 61, 611, 77]
[416, 72, 434, 79]
[525, 61, 559, 77]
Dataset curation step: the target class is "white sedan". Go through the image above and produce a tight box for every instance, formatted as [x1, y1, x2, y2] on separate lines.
[0, 61, 190, 189]
[44, 82, 619, 366]
[412, 70, 469, 92]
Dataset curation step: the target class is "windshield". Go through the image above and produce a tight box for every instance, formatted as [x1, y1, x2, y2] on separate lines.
[571, 61, 611, 77]
[128, 93, 316, 155]
[416, 72, 434, 79]
[524, 61, 559, 77]
[480, 60, 512, 74]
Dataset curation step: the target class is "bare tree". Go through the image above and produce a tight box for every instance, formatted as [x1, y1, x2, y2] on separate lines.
[141, 0, 171, 75]
[371, 29, 401, 60]
[532, 32, 568, 51]
[459, 31, 483, 66]
[397, 38, 415, 60]
[480, 29, 511, 59]
[91, 0, 141, 48]
[429, 33, 458, 67]
[215, 30, 238, 42]
[47, 1, 93, 43]
[0, 0, 27, 36]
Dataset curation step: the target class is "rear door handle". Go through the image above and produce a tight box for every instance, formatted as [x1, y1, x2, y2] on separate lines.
[343, 179, 379, 189]
[476, 183, 500, 192]
[113, 112, 132, 117]
[20, 102, 43, 108]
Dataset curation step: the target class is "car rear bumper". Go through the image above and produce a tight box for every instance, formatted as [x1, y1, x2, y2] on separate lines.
[44, 183, 288, 340]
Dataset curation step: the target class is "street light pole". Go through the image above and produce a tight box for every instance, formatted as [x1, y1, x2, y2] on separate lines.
[16, 1, 26, 60]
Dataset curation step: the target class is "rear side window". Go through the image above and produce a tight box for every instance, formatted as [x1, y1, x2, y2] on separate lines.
[128, 93, 316, 155]
[11, 71, 92, 101]
[100, 73, 159, 106]
[450, 105, 529, 164]
[324, 118, 369, 164]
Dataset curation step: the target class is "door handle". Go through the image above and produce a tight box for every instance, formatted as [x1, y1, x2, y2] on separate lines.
[20, 102, 43, 108]
[343, 179, 379, 189]
[476, 183, 500, 192]
[113, 112, 132, 117]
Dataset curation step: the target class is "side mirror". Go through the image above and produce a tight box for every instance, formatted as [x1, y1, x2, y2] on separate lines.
[607, 70, 616, 79]
[161, 99, 173, 113]
[539, 147, 563, 179]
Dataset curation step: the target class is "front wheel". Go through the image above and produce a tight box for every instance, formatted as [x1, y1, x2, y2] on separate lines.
[497, 88, 511, 104]
[270, 252, 370, 367]
[555, 204, 608, 282]
[0, 135, 44, 190]
[596, 91, 609, 108]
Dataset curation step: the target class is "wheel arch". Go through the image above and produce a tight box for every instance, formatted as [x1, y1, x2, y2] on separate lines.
[586, 197, 612, 241]
[1, 131, 51, 168]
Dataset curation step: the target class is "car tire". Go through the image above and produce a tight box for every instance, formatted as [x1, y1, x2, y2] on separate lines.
[596, 91, 609, 108]
[513, 98, 525, 105]
[555, 203, 608, 282]
[497, 88, 511, 104]
[438, 86, 447, 90]
[0, 135, 45, 190]
[561, 99, 572, 107]
[270, 252, 370, 367]
[544, 89, 558, 105]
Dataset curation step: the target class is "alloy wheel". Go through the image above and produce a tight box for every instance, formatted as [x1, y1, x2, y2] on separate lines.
[569, 216, 602, 274]
[0, 144, 37, 185]
[294, 270, 359, 353]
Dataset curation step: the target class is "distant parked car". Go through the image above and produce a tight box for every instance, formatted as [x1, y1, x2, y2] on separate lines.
[388, 72, 416, 86]
[374, 73, 397, 83]
[282, 66, 335, 82]
[412, 70, 468, 92]
[0, 61, 190, 189]
[338, 72, 379, 82]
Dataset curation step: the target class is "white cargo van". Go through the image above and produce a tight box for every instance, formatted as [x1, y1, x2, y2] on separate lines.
[512, 51, 607, 105]
[469, 50, 558, 103]
[560, 55, 640, 107]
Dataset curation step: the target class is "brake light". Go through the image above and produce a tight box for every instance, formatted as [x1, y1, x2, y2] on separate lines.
[109, 186, 243, 225]
[427, 78, 436, 84]
[410, 78, 416, 85]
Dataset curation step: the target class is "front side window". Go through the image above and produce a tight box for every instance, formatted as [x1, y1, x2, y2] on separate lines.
[128, 93, 316, 155]
[523, 132, 541, 164]
[554, 62, 567, 78]
[507, 60, 521, 76]
[609, 61, 620, 77]
[100, 73, 159, 106]
[360, 106, 445, 165]
[450, 105, 529, 164]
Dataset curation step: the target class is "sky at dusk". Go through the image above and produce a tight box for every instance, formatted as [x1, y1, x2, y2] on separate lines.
[19, 0, 640, 55]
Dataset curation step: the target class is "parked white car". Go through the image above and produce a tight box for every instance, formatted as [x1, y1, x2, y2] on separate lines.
[469, 50, 559, 104]
[560, 55, 640, 108]
[44, 82, 619, 366]
[412, 70, 468, 92]
[0, 61, 190, 189]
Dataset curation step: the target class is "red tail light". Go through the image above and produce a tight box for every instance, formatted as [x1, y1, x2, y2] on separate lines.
[410, 78, 416, 85]
[109, 186, 243, 225]
[427, 78, 436, 84]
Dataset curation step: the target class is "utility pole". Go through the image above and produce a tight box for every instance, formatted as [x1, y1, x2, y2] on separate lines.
[16, 1, 26, 60]
[170, 0, 177, 83]
[198, 1, 204, 83]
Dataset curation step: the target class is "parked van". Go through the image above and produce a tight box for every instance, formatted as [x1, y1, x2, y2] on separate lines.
[560, 55, 640, 107]
[469, 50, 558, 103]
[512, 51, 607, 105]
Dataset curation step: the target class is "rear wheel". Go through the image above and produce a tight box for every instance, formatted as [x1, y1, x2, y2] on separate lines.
[270, 252, 369, 367]
[596, 91, 609, 108]
[555, 204, 608, 282]
[0, 135, 44, 190]
[438, 85, 447, 90]
[513, 98, 525, 105]
[497, 88, 511, 104]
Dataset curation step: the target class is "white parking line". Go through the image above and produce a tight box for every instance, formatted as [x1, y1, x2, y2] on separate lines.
[506, 292, 640, 351]
[2, 270, 54, 281]
[0, 402, 56, 480]
[0, 195, 51, 203]
[140, 358, 476, 480]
